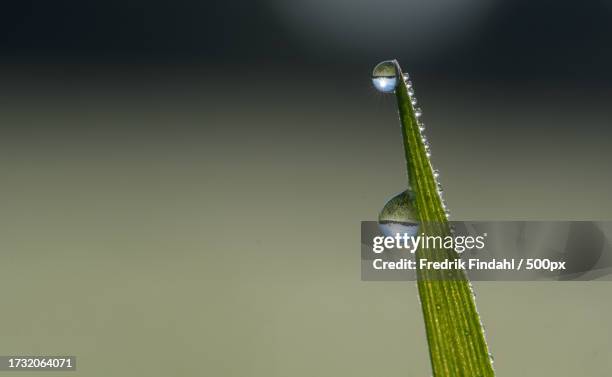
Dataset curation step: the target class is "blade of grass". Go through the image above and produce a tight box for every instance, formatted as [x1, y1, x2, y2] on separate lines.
[392, 60, 495, 377]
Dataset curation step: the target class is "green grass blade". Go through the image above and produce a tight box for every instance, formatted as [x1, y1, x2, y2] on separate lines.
[392, 60, 495, 377]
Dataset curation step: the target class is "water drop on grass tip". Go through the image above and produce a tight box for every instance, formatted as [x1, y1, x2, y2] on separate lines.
[372, 61, 398, 93]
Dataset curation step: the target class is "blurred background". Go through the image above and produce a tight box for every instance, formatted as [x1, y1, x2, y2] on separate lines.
[1, 1, 611, 376]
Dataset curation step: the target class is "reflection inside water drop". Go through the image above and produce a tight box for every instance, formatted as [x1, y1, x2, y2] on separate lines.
[378, 222, 420, 241]
[372, 77, 397, 93]
[371, 60, 398, 93]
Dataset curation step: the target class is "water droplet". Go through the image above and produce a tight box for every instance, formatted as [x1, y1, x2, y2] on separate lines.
[378, 190, 420, 242]
[426, 151, 432, 157]
[419, 124, 426, 132]
[408, 87, 415, 96]
[410, 97, 418, 105]
[433, 169, 440, 178]
[402, 73, 410, 81]
[371, 61, 398, 93]
[414, 107, 423, 117]
[435, 304, 441, 310]
[488, 353, 495, 363]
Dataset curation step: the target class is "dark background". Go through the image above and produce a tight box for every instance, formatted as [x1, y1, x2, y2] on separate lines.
[2, 0, 612, 82]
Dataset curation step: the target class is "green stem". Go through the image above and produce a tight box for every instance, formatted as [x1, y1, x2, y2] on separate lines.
[393, 60, 495, 377]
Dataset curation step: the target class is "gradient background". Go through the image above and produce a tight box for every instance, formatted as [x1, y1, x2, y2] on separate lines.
[1, 1, 612, 376]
